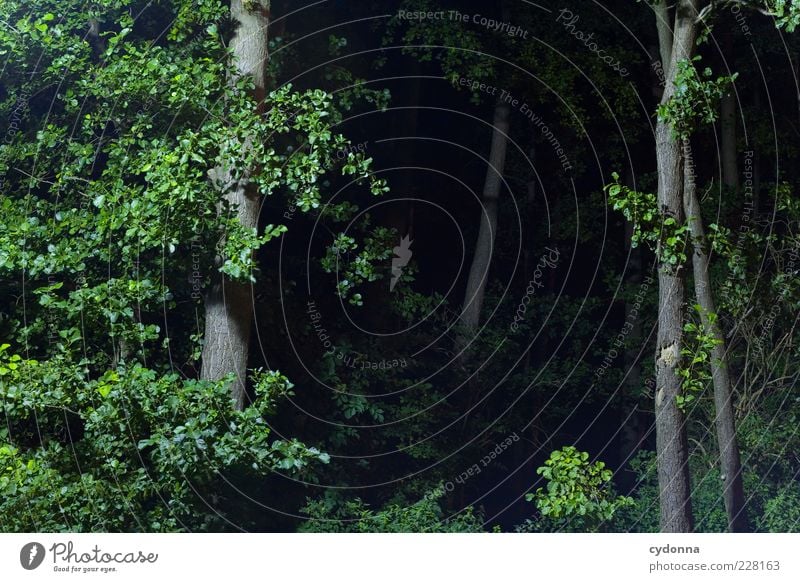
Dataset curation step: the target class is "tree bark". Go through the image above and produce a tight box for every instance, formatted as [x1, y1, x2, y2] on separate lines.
[456, 100, 510, 349]
[654, 0, 673, 70]
[201, 0, 270, 409]
[653, 0, 697, 533]
[682, 138, 750, 532]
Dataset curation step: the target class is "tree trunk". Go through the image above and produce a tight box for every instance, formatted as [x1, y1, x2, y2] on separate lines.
[654, 1, 673, 69]
[201, 0, 270, 409]
[456, 100, 510, 349]
[682, 138, 750, 532]
[652, 0, 697, 533]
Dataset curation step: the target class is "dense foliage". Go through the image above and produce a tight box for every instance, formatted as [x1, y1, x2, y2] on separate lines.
[1, 0, 799, 532]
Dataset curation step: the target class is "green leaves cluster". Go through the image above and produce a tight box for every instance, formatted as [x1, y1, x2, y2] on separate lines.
[768, 0, 800, 31]
[605, 172, 689, 267]
[0, 0, 387, 369]
[657, 57, 737, 140]
[526, 446, 633, 531]
[676, 308, 722, 410]
[321, 224, 399, 306]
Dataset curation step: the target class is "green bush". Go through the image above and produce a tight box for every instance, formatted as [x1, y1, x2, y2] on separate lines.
[300, 489, 484, 533]
[0, 346, 328, 531]
[524, 446, 633, 532]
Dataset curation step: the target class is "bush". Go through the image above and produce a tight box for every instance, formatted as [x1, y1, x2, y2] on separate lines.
[523, 446, 633, 532]
[0, 346, 328, 531]
[300, 488, 484, 533]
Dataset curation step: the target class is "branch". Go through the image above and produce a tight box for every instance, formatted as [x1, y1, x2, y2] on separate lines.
[696, 0, 777, 24]
[653, 0, 675, 75]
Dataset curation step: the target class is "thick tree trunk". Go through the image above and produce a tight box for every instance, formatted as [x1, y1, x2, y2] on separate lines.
[201, 0, 270, 409]
[682, 138, 750, 532]
[456, 100, 510, 348]
[654, 123, 693, 532]
[652, 0, 697, 533]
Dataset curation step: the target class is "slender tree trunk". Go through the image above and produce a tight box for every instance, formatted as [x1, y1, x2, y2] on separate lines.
[201, 0, 270, 409]
[652, 0, 697, 533]
[456, 100, 510, 349]
[654, 1, 673, 69]
[682, 138, 750, 531]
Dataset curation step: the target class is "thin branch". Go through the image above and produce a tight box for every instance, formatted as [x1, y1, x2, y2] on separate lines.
[697, 0, 777, 24]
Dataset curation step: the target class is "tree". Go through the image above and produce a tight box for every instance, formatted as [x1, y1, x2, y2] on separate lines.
[645, 0, 800, 532]
[457, 100, 511, 349]
[200, 0, 271, 409]
[651, 16, 750, 529]
[651, 0, 699, 533]
[682, 144, 749, 530]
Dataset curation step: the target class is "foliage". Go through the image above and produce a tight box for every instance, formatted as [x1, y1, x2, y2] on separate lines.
[0, 0, 384, 531]
[300, 489, 483, 533]
[0, 0, 387, 371]
[321, 223, 398, 306]
[768, 0, 800, 31]
[657, 57, 737, 139]
[761, 487, 800, 532]
[525, 446, 633, 532]
[675, 308, 723, 410]
[617, 393, 800, 534]
[0, 345, 328, 531]
[0, 0, 799, 535]
[605, 172, 689, 267]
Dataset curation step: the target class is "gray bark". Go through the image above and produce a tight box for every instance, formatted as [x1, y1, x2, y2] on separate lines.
[653, 0, 698, 533]
[683, 138, 750, 531]
[457, 101, 510, 348]
[654, 1, 673, 75]
[201, 0, 270, 409]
